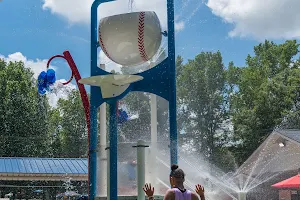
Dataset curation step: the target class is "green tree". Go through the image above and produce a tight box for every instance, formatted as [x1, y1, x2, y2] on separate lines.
[47, 108, 63, 157]
[177, 51, 227, 164]
[55, 90, 88, 158]
[229, 40, 300, 164]
[0, 60, 49, 157]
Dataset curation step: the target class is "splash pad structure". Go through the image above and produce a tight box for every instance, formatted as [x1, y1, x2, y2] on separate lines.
[84, 1, 177, 200]
[41, 1, 255, 200]
[40, 0, 176, 198]
[38, 2, 264, 199]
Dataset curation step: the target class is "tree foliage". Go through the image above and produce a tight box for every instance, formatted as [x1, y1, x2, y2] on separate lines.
[0, 60, 49, 157]
[176, 52, 233, 170]
[0, 59, 88, 158]
[54, 91, 88, 158]
[229, 40, 300, 164]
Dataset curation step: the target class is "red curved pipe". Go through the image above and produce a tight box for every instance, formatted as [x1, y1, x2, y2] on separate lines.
[47, 51, 91, 198]
[46, 55, 74, 85]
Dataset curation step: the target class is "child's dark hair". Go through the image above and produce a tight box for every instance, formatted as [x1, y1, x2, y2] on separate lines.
[171, 164, 179, 171]
[170, 164, 185, 179]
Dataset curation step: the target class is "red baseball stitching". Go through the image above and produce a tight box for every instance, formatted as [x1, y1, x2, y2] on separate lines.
[99, 30, 113, 61]
[138, 12, 149, 62]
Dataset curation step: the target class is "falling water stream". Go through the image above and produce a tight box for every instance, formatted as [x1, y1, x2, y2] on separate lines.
[128, 0, 134, 12]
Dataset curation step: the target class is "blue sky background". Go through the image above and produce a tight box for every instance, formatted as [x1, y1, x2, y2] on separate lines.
[0, 0, 91, 79]
[0, 0, 297, 84]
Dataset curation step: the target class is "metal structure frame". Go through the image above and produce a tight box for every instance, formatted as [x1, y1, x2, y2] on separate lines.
[89, 0, 177, 199]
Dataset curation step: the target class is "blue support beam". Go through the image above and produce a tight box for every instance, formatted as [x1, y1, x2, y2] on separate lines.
[109, 101, 118, 200]
[90, 3, 98, 200]
[89, 98, 98, 200]
[167, 0, 178, 165]
[90, 1, 115, 200]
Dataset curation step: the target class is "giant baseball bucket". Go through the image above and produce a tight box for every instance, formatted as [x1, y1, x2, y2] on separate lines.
[98, 11, 162, 67]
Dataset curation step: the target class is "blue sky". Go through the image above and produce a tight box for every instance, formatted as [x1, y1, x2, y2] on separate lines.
[0, 0, 91, 79]
[0, 0, 298, 85]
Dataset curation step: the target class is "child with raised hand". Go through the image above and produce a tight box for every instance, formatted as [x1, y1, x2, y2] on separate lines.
[143, 164, 205, 200]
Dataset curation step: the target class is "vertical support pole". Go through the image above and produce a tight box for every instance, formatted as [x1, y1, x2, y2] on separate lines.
[238, 192, 246, 200]
[90, 2, 100, 199]
[90, 102, 98, 200]
[109, 102, 118, 200]
[150, 94, 158, 188]
[97, 65, 107, 197]
[106, 147, 110, 200]
[97, 69, 107, 197]
[135, 140, 148, 200]
[167, 0, 178, 165]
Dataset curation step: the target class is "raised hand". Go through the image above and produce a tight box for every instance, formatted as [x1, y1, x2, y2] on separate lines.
[195, 184, 205, 197]
[143, 183, 155, 197]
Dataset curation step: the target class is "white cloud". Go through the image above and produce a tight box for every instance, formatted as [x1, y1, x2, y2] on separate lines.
[42, 0, 183, 31]
[207, 0, 300, 40]
[0, 52, 55, 79]
[175, 21, 185, 32]
[42, 0, 92, 24]
[0, 52, 76, 107]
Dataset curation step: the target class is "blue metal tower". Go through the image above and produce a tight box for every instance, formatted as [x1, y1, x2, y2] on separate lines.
[89, 0, 177, 199]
